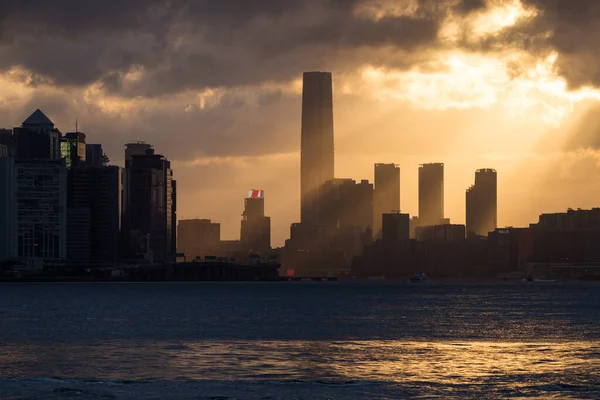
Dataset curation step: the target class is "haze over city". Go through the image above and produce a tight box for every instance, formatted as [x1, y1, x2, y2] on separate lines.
[2, 0, 600, 246]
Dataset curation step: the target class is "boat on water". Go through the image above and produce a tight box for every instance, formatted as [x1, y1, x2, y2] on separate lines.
[410, 273, 428, 283]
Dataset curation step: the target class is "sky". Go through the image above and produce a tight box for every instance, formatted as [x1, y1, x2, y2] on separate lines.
[2, 0, 600, 247]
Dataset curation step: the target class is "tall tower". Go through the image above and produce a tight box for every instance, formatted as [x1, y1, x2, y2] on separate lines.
[123, 147, 175, 263]
[241, 190, 271, 254]
[301, 71, 334, 226]
[373, 163, 400, 238]
[466, 168, 497, 237]
[418, 163, 444, 227]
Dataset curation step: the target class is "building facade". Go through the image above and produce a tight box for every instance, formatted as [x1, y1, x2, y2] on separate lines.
[415, 224, 465, 242]
[240, 191, 271, 254]
[382, 212, 410, 244]
[85, 144, 104, 167]
[466, 168, 497, 237]
[418, 163, 444, 227]
[61, 132, 87, 168]
[15, 159, 67, 267]
[0, 146, 15, 262]
[124, 149, 175, 263]
[67, 166, 121, 265]
[373, 163, 400, 238]
[300, 71, 335, 226]
[15, 109, 61, 161]
[177, 219, 220, 261]
[318, 178, 374, 233]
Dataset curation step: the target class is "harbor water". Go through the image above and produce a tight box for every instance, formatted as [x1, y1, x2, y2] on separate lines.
[0, 282, 599, 399]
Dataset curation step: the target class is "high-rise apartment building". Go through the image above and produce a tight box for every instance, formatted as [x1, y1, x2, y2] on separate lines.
[124, 148, 175, 263]
[373, 163, 400, 238]
[177, 219, 221, 262]
[15, 159, 67, 267]
[241, 190, 271, 254]
[466, 168, 497, 237]
[67, 166, 121, 264]
[301, 71, 335, 226]
[418, 163, 444, 227]
[0, 145, 15, 262]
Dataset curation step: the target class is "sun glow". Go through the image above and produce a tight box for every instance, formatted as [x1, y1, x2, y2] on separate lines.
[359, 50, 600, 127]
[441, 0, 537, 42]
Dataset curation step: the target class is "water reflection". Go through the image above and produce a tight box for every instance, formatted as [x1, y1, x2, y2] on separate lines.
[2, 340, 598, 386]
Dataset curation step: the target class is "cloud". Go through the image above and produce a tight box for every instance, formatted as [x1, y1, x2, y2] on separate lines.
[0, 0, 461, 97]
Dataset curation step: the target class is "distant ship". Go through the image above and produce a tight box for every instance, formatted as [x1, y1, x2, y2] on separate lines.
[410, 273, 428, 283]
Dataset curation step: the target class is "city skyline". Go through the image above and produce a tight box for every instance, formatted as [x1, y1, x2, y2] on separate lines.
[4, 1, 600, 246]
[0, 101, 589, 248]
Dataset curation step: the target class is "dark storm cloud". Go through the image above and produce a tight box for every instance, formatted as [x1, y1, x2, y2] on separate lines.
[0, 0, 477, 96]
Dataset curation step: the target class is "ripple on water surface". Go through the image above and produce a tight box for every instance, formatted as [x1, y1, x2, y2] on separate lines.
[0, 282, 599, 399]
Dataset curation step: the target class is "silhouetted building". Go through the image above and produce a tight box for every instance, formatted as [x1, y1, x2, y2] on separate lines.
[241, 190, 271, 254]
[283, 223, 369, 277]
[537, 208, 600, 229]
[373, 163, 400, 238]
[171, 179, 177, 260]
[124, 148, 175, 263]
[14, 110, 61, 160]
[0, 146, 15, 262]
[67, 166, 121, 265]
[15, 159, 67, 268]
[488, 227, 533, 273]
[177, 219, 221, 262]
[122, 141, 155, 258]
[415, 224, 465, 241]
[61, 132, 87, 168]
[532, 208, 600, 263]
[466, 168, 497, 237]
[283, 178, 373, 277]
[0, 129, 15, 157]
[382, 212, 410, 243]
[318, 178, 373, 232]
[418, 163, 444, 226]
[86, 144, 104, 167]
[301, 71, 334, 225]
[66, 207, 91, 266]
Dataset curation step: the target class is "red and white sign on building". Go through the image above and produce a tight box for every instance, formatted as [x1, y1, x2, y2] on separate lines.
[247, 189, 264, 199]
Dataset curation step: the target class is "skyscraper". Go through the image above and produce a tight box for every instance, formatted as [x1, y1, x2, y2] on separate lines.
[241, 190, 271, 254]
[15, 159, 67, 267]
[418, 163, 444, 227]
[67, 165, 121, 264]
[14, 109, 61, 160]
[318, 178, 373, 233]
[0, 145, 15, 262]
[0, 129, 15, 157]
[61, 132, 87, 168]
[466, 168, 497, 237]
[122, 141, 155, 255]
[373, 163, 400, 238]
[124, 148, 175, 263]
[382, 212, 410, 244]
[301, 71, 334, 226]
[85, 144, 104, 167]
